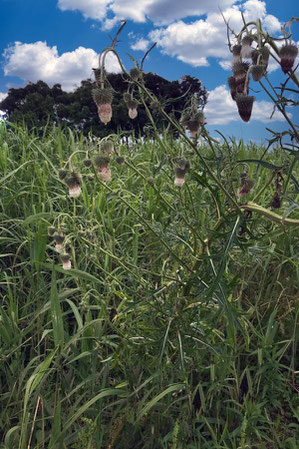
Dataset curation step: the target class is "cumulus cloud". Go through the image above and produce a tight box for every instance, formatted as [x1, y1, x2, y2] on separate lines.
[3, 41, 121, 91]
[58, 0, 237, 25]
[0, 92, 7, 102]
[131, 38, 150, 51]
[205, 84, 288, 125]
[148, 1, 282, 67]
[58, 0, 110, 21]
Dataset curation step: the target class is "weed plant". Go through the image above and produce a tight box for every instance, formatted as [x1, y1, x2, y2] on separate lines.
[0, 15, 298, 449]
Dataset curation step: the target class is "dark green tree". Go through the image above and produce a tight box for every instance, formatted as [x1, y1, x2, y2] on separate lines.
[0, 74, 207, 137]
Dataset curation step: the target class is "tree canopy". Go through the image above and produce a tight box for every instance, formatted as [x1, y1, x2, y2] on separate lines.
[0, 74, 207, 137]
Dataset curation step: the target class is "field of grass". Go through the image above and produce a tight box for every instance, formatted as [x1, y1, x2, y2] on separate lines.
[0, 122, 298, 449]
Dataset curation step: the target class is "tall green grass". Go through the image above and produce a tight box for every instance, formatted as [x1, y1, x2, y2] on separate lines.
[0, 123, 298, 448]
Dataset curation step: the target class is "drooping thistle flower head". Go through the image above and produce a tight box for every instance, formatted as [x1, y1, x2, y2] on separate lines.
[124, 93, 139, 119]
[130, 67, 141, 81]
[238, 173, 255, 197]
[94, 155, 111, 181]
[180, 112, 190, 128]
[92, 88, 113, 124]
[128, 99, 139, 119]
[279, 43, 298, 74]
[102, 140, 114, 155]
[187, 112, 205, 138]
[236, 94, 255, 122]
[116, 156, 125, 165]
[66, 174, 82, 198]
[241, 35, 253, 59]
[61, 253, 72, 270]
[174, 158, 190, 187]
[228, 76, 237, 101]
[232, 61, 250, 93]
[54, 233, 65, 252]
[259, 46, 270, 68]
[270, 191, 281, 209]
[232, 44, 242, 63]
[251, 64, 266, 82]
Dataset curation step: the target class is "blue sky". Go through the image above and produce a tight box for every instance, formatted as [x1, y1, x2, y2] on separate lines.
[0, 0, 298, 141]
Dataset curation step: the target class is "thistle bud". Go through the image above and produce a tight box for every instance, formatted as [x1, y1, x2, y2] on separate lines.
[180, 113, 190, 128]
[58, 169, 67, 180]
[130, 67, 141, 81]
[116, 156, 125, 165]
[66, 176, 81, 198]
[147, 177, 155, 186]
[61, 253, 71, 270]
[83, 159, 92, 168]
[150, 101, 161, 112]
[123, 92, 132, 103]
[236, 94, 255, 122]
[251, 65, 266, 82]
[102, 140, 114, 155]
[241, 35, 253, 59]
[48, 226, 56, 237]
[279, 44, 298, 74]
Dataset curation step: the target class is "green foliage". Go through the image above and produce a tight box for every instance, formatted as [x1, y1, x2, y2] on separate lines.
[0, 124, 298, 449]
[0, 74, 207, 138]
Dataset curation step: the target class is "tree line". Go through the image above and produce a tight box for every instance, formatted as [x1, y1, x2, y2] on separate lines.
[0, 73, 207, 137]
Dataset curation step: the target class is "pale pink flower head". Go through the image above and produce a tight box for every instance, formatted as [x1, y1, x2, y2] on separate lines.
[94, 156, 111, 182]
[54, 233, 65, 252]
[241, 35, 253, 59]
[174, 159, 190, 187]
[61, 253, 71, 270]
[97, 104, 112, 125]
[129, 107, 138, 119]
[98, 166, 111, 181]
[66, 176, 81, 198]
[92, 87, 113, 125]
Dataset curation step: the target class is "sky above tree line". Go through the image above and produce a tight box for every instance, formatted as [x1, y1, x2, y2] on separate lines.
[0, 0, 298, 141]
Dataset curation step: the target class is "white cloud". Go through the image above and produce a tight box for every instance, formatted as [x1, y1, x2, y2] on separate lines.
[3, 41, 121, 92]
[131, 38, 150, 51]
[58, 0, 110, 21]
[205, 84, 287, 125]
[0, 92, 7, 117]
[57, 0, 237, 25]
[148, 1, 282, 67]
[0, 92, 7, 102]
